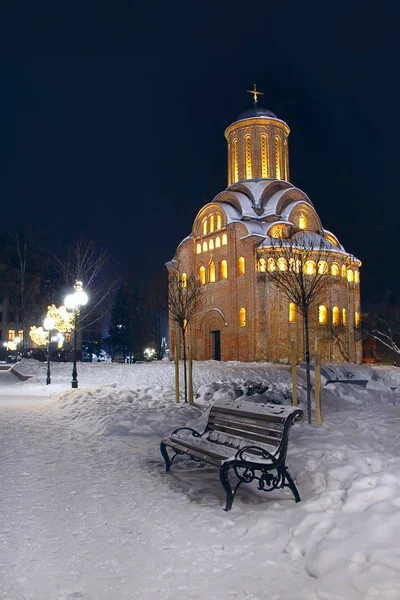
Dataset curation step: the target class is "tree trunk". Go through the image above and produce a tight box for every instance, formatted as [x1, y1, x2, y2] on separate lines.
[304, 309, 312, 424]
[181, 327, 188, 402]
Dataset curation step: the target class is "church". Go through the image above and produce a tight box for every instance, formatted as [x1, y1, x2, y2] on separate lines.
[167, 87, 362, 363]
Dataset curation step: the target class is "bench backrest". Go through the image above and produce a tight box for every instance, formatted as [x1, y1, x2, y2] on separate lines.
[207, 399, 303, 462]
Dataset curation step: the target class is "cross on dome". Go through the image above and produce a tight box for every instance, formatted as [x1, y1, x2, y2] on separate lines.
[247, 83, 263, 104]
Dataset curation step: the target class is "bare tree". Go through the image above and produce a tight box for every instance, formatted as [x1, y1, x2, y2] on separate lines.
[370, 315, 400, 357]
[168, 273, 204, 402]
[258, 233, 332, 423]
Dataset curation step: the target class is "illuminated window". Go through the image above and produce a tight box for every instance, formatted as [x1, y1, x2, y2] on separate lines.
[258, 258, 267, 272]
[270, 225, 283, 238]
[298, 214, 307, 230]
[183, 319, 188, 335]
[209, 260, 215, 283]
[268, 258, 276, 272]
[18, 330, 23, 340]
[216, 214, 222, 230]
[245, 135, 252, 179]
[331, 263, 340, 276]
[355, 311, 360, 328]
[239, 307, 246, 327]
[181, 273, 187, 288]
[222, 233, 227, 246]
[260, 134, 269, 178]
[221, 259, 228, 280]
[332, 306, 340, 325]
[319, 305, 328, 324]
[209, 214, 215, 233]
[66, 332, 71, 343]
[342, 308, 347, 325]
[341, 265, 347, 278]
[289, 257, 296, 272]
[296, 259, 301, 273]
[277, 257, 287, 271]
[196, 243, 201, 255]
[209, 239, 214, 251]
[8, 329, 15, 341]
[275, 136, 281, 179]
[215, 236, 221, 248]
[354, 271, 360, 284]
[199, 265, 205, 285]
[305, 260, 316, 275]
[318, 261, 328, 274]
[202, 220, 207, 236]
[203, 241, 208, 252]
[233, 138, 239, 183]
[238, 256, 245, 276]
[347, 269, 354, 282]
[289, 302, 296, 323]
[284, 140, 289, 180]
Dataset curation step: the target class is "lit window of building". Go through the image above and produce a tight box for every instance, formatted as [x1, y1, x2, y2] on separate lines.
[305, 260, 316, 275]
[202, 220, 207, 236]
[18, 330, 23, 340]
[331, 263, 340, 276]
[215, 236, 221, 248]
[181, 273, 187, 288]
[289, 302, 296, 323]
[341, 265, 347, 278]
[199, 265, 205, 285]
[222, 233, 228, 246]
[209, 214, 215, 233]
[342, 308, 347, 325]
[258, 258, 267, 272]
[209, 260, 215, 283]
[209, 239, 214, 251]
[233, 138, 239, 183]
[355, 311, 360, 328]
[318, 261, 328, 274]
[298, 214, 307, 230]
[347, 269, 354, 282]
[221, 259, 228, 280]
[277, 257, 287, 271]
[238, 256, 245, 276]
[268, 258, 276, 272]
[245, 135, 252, 179]
[260, 134, 268, 178]
[319, 305, 328, 324]
[354, 271, 360, 284]
[196, 243, 201, 255]
[239, 307, 246, 327]
[203, 241, 208, 252]
[275, 136, 281, 179]
[8, 329, 15, 341]
[332, 306, 340, 325]
[216, 214, 222, 230]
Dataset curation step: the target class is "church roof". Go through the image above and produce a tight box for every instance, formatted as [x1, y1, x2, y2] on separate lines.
[236, 105, 277, 120]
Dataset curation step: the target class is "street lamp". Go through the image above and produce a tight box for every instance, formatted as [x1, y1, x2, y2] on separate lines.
[64, 281, 88, 388]
[44, 316, 55, 385]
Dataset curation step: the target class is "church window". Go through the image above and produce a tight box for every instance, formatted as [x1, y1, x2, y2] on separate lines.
[245, 135, 252, 179]
[221, 259, 228, 280]
[347, 269, 354, 282]
[199, 265, 205, 285]
[267, 258, 276, 272]
[222, 233, 228, 246]
[275, 136, 281, 179]
[209, 239, 214, 251]
[216, 214, 222, 230]
[354, 271, 360, 284]
[289, 302, 296, 323]
[331, 263, 340, 276]
[342, 308, 347, 325]
[318, 261, 328, 274]
[203, 241, 208, 252]
[239, 307, 246, 327]
[296, 259, 301, 273]
[305, 260, 316, 275]
[202, 220, 207, 236]
[18, 330, 23, 341]
[355, 311, 360, 328]
[215, 236, 221, 248]
[277, 257, 287, 271]
[341, 265, 347, 278]
[209, 260, 215, 283]
[332, 306, 340, 325]
[289, 257, 296, 271]
[181, 273, 187, 288]
[209, 214, 215, 233]
[8, 329, 15, 341]
[319, 305, 328, 324]
[258, 258, 267, 272]
[270, 225, 283, 238]
[284, 140, 289, 181]
[298, 214, 307, 230]
[260, 134, 269, 178]
[238, 256, 245, 276]
[196, 243, 201, 255]
[233, 138, 239, 183]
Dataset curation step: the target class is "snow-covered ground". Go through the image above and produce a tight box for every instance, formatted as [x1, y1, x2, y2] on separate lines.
[1, 359, 400, 599]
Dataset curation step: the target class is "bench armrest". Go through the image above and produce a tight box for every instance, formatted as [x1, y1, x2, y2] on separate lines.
[171, 426, 202, 438]
[233, 445, 279, 465]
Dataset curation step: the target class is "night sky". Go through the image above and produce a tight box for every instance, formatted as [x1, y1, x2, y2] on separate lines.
[3, 1, 400, 300]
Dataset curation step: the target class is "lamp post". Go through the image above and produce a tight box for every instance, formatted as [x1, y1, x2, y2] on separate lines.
[44, 316, 55, 385]
[64, 281, 88, 389]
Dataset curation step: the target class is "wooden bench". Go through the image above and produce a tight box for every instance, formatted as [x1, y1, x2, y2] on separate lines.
[160, 398, 303, 511]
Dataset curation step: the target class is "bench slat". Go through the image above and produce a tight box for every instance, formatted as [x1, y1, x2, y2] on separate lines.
[207, 425, 282, 448]
[209, 416, 282, 440]
[210, 405, 286, 424]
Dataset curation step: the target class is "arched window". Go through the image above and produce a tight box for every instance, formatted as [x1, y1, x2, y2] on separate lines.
[332, 306, 340, 325]
[196, 243, 201, 255]
[209, 239, 214, 251]
[215, 236, 221, 248]
[289, 257, 296, 271]
[342, 308, 347, 325]
[203, 241, 208, 252]
[245, 135, 252, 179]
[354, 271, 360, 284]
[277, 257, 288, 271]
[238, 256, 245, 276]
[239, 307, 246, 327]
[347, 269, 354, 282]
[319, 305, 328, 324]
[209, 260, 215, 283]
[305, 260, 316, 275]
[199, 265, 205, 285]
[181, 273, 187, 288]
[355, 311, 360, 328]
[275, 136, 281, 179]
[202, 220, 207, 236]
[233, 138, 239, 183]
[260, 134, 269, 178]
[268, 258, 276, 272]
[331, 263, 340, 276]
[222, 233, 228, 246]
[341, 265, 347, 278]
[258, 258, 267, 273]
[318, 261, 328, 274]
[216, 214, 222, 230]
[220, 259, 228, 280]
[298, 214, 307, 230]
[209, 214, 215, 233]
[289, 302, 296, 323]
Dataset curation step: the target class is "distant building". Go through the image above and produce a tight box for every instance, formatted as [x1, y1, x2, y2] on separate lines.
[167, 93, 362, 363]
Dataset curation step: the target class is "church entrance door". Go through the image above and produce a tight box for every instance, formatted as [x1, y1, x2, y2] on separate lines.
[211, 330, 221, 361]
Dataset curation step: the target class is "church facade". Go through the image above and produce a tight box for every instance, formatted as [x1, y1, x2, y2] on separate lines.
[167, 94, 362, 363]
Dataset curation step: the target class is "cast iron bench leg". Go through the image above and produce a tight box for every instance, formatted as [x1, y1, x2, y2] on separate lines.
[160, 442, 171, 472]
[220, 464, 235, 511]
[281, 466, 301, 503]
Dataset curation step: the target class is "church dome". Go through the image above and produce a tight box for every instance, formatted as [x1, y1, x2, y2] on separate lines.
[236, 105, 277, 120]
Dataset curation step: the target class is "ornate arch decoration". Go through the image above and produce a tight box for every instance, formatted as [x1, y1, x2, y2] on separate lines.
[200, 307, 227, 328]
[266, 221, 293, 239]
[212, 190, 256, 218]
[322, 230, 342, 249]
[192, 203, 231, 238]
[259, 180, 297, 211]
[285, 201, 322, 232]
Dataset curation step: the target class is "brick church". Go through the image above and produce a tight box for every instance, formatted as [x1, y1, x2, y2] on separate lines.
[167, 88, 362, 363]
